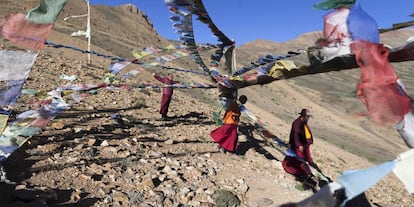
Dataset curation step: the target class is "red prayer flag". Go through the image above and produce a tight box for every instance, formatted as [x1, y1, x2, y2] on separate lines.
[352, 40, 412, 125]
[1, 13, 53, 50]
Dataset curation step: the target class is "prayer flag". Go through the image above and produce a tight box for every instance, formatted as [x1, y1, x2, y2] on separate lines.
[323, 7, 350, 42]
[165, 44, 176, 50]
[165, 0, 192, 7]
[338, 160, 397, 205]
[321, 8, 352, 62]
[26, 0, 67, 24]
[393, 149, 414, 194]
[353, 40, 412, 125]
[313, 0, 356, 10]
[71, 30, 89, 38]
[394, 112, 414, 148]
[0, 146, 19, 162]
[109, 61, 130, 74]
[0, 125, 42, 146]
[347, 4, 379, 43]
[224, 46, 237, 74]
[0, 50, 38, 81]
[0, 113, 9, 135]
[1, 13, 53, 50]
[0, 80, 25, 108]
[131, 51, 149, 59]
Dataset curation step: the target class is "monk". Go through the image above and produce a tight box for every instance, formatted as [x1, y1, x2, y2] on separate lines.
[153, 73, 179, 120]
[283, 108, 319, 188]
[210, 95, 247, 154]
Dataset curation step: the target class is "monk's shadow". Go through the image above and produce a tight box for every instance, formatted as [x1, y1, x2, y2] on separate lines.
[236, 123, 285, 161]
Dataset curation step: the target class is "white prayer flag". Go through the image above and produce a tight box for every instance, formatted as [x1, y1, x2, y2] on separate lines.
[393, 149, 414, 194]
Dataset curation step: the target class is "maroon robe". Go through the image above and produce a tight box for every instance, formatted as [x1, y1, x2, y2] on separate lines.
[210, 101, 241, 153]
[282, 156, 311, 178]
[154, 74, 178, 116]
[283, 116, 314, 178]
[289, 117, 314, 163]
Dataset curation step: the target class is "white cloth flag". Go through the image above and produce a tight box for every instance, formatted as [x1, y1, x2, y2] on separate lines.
[321, 8, 352, 63]
[70, 26, 90, 38]
[393, 149, 414, 194]
[0, 50, 38, 81]
[109, 61, 130, 74]
[338, 160, 397, 204]
[394, 112, 414, 148]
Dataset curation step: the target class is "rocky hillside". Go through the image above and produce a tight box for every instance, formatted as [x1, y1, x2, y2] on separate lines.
[1, 0, 414, 206]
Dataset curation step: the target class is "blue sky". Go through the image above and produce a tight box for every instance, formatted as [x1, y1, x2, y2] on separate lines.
[90, 0, 413, 46]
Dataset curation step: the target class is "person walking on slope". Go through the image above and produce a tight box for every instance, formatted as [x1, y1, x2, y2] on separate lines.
[152, 73, 179, 120]
[210, 95, 247, 154]
[282, 108, 320, 188]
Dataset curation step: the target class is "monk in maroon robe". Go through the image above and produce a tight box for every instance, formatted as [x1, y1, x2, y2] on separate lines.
[153, 73, 179, 120]
[283, 108, 317, 181]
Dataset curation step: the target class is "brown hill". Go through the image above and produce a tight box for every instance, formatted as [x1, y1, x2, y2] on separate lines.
[1, 0, 413, 206]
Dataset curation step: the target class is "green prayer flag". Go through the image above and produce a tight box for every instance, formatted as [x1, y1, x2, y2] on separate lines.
[313, 0, 355, 10]
[26, 0, 67, 24]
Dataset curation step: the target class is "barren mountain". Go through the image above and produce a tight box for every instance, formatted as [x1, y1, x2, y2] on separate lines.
[1, 0, 413, 206]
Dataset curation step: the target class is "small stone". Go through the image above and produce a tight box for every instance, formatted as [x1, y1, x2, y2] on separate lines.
[255, 198, 274, 207]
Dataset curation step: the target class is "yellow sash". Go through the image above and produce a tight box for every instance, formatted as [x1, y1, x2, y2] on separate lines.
[304, 124, 311, 139]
